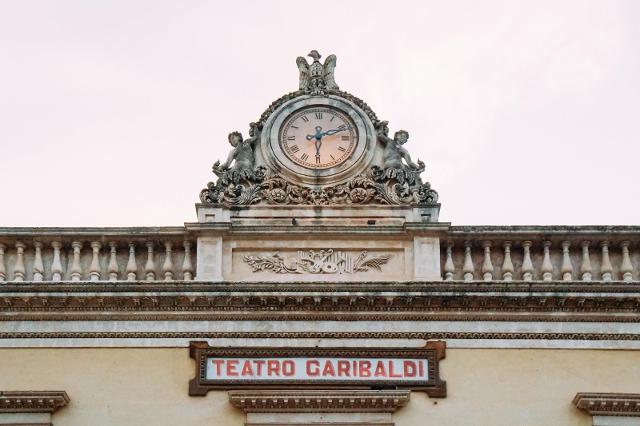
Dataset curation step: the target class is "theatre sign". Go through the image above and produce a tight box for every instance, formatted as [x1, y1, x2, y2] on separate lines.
[189, 342, 447, 397]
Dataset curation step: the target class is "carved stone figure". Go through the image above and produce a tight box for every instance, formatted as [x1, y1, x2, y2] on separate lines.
[212, 122, 261, 181]
[296, 50, 339, 94]
[377, 121, 421, 171]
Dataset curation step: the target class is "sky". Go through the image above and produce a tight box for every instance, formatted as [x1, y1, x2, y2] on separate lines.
[0, 0, 639, 226]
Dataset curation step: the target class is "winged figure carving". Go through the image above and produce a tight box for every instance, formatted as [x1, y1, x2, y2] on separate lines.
[296, 50, 340, 94]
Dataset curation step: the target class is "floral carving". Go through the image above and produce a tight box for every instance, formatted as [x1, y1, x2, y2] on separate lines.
[243, 249, 392, 274]
[200, 165, 438, 206]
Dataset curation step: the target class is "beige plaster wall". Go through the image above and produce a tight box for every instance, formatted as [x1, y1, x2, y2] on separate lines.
[0, 348, 638, 426]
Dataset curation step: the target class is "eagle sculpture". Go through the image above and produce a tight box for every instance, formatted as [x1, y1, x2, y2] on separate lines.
[296, 50, 339, 93]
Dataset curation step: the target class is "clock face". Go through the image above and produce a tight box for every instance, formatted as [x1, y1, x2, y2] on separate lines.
[279, 106, 358, 169]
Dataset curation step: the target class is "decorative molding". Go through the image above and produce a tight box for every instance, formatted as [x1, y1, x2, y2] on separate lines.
[0, 391, 69, 413]
[244, 250, 391, 274]
[2, 331, 640, 341]
[3, 312, 639, 323]
[229, 390, 410, 413]
[573, 393, 640, 417]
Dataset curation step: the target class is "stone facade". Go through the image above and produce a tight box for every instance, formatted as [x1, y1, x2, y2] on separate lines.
[0, 52, 638, 426]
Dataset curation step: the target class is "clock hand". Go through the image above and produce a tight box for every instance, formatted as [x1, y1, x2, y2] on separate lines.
[321, 124, 351, 137]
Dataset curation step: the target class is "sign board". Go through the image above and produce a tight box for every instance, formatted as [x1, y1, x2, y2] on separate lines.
[189, 342, 446, 397]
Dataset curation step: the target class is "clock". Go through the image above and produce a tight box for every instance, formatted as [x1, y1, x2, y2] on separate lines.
[259, 95, 376, 186]
[279, 106, 357, 169]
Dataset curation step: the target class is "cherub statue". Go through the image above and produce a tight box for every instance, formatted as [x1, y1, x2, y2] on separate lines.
[212, 122, 261, 180]
[376, 121, 422, 171]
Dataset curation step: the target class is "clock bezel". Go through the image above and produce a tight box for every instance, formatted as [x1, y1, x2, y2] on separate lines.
[259, 95, 376, 187]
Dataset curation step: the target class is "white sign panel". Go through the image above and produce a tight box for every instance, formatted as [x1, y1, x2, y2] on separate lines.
[205, 357, 429, 382]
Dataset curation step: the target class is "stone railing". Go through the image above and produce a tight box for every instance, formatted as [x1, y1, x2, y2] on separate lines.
[0, 228, 195, 282]
[441, 226, 640, 282]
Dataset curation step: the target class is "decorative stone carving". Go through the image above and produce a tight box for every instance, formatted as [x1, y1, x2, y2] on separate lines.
[296, 50, 339, 95]
[573, 392, 640, 417]
[243, 249, 391, 274]
[0, 390, 70, 413]
[200, 164, 438, 207]
[199, 52, 438, 208]
[229, 389, 410, 413]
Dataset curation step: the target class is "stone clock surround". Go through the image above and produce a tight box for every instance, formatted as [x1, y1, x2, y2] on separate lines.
[260, 95, 377, 187]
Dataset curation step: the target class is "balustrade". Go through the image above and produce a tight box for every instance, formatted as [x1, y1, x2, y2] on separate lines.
[0, 233, 195, 282]
[442, 229, 639, 282]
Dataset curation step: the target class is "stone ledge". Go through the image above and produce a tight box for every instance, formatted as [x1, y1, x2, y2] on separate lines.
[573, 393, 640, 416]
[229, 390, 410, 413]
[0, 391, 70, 413]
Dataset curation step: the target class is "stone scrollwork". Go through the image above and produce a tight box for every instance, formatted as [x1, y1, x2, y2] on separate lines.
[200, 165, 438, 206]
[243, 249, 392, 274]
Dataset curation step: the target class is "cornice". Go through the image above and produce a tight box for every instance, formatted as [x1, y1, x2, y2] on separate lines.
[573, 392, 640, 417]
[0, 391, 70, 413]
[228, 390, 410, 413]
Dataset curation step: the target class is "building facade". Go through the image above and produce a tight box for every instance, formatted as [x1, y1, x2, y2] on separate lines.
[1, 52, 639, 426]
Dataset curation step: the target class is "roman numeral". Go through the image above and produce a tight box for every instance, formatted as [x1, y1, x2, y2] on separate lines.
[337, 146, 346, 152]
[315, 112, 323, 119]
[330, 116, 335, 122]
[287, 135, 295, 141]
[315, 155, 321, 164]
[291, 125, 299, 129]
[290, 145, 299, 153]
[301, 116, 309, 122]
[300, 153, 309, 161]
[341, 135, 349, 141]
[330, 154, 336, 161]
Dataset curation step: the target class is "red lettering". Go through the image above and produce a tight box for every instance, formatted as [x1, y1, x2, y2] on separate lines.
[241, 360, 254, 376]
[267, 360, 280, 376]
[227, 360, 239, 376]
[307, 360, 320, 376]
[359, 360, 371, 377]
[254, 360, 265, 376]
[211, 359, 224, 376]
[282, 360, 295, 376]
[374, 360, 387, 377]
[388, 360, 402, 378]
[403, 361, 417, 377]
[322, 360, 336, 376]
[419, 360, 424, 378]
[337, 360, 350, 377]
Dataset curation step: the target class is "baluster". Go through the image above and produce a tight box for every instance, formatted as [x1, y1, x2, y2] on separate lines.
[481, 241, 493, 281]
[600, 241, 613, 282]
[108, 242, 119, 281]
[541, 241, 553, 281]
[521, 241, 533, 281]
[126, 242, 137, 281]
[501, 242, 514, 281]
[145, 241, 155, 281]
[89, 242, 101, 281]
[33, 241, 44, 281]
[13, 242, 26, 281]
[580, 241, 592, 281]
[443, 242, 454, 281]
[462, 241, 474, 282]
[182, 241, 194, 281]
[621, 241, 633, 282]
[561, 241, 573, 281]
[0, 244, 5, 282]
[162, 241, 174, 281]
[51, 241, 63, 282]
[70, 241, 83, 281]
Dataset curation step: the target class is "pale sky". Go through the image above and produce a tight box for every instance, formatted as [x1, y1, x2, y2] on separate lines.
[0, 0, 638, 226]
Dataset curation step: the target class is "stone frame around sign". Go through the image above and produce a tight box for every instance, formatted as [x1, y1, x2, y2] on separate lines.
[188, 341, 446, 398]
